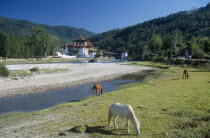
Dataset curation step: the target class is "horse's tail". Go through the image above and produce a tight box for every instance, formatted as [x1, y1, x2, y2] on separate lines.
[108, 106, 112, 126]
[101, 88, 104, 94]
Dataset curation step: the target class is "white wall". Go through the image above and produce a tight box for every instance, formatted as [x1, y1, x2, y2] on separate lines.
[78, 48, 89, 58]
[89, 53, 96, 58]
[121, 52, 128, 60]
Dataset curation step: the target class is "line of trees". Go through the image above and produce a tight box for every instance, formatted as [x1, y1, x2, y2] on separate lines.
[0, 26, 60, 58]
[139, 31, 210, 60]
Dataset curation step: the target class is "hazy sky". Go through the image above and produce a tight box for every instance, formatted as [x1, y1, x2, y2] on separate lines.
[0, 0, 209, 33]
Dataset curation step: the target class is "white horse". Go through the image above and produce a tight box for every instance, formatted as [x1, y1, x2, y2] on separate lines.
[108, 103, 140, 135]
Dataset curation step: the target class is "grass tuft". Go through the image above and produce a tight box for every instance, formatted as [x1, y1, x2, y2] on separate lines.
[0, 64, 10, 77]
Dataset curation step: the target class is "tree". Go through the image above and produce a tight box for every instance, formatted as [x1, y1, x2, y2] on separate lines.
[163, 37, 174, 59]
[69, 49, 79, 56]
[0, 31, 10, 58]
[170, 30, 183, 55]
[148, 34, 162, 54]
[27, 26, 60, 58]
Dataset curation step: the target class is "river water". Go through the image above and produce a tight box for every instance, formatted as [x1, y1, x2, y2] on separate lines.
[0, 78, 141, 114]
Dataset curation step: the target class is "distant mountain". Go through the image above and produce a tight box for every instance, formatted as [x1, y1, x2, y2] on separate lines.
[0, 17, 95, 44]
[89, 3, 210, 59]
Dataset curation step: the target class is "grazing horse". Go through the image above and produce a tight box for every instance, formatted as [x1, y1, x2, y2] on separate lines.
[91, 83, 104, 96]
[183, 70, 189, 79]
[108, 103, 140, 135]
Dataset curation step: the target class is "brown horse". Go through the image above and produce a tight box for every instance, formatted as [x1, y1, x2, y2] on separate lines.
[92, 83, 104, 96]
[183, 70, 189, 79]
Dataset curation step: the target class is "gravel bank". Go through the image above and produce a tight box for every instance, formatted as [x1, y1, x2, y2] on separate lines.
[0, 63, 152, 98]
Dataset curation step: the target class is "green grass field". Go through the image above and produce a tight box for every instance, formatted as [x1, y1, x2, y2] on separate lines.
[0, 62, 209, 137]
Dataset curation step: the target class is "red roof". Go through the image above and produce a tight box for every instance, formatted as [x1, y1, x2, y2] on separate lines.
[74, 36, 87, 41]
[60, 37, 96, 48]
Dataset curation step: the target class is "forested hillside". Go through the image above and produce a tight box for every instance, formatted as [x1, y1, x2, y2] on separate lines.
[0, 27, 61, 58]
[90, 3, 210, 60]
[0, 17, 95, 44]
[0, 17, 95, 58]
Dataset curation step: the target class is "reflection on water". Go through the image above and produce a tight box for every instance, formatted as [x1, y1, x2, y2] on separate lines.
[0, 79, 139, 114]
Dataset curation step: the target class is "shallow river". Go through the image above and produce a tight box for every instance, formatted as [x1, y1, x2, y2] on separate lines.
[0, 78, 140, 114]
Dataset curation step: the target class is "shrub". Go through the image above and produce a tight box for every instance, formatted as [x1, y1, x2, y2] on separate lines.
[144, 55, 152, 61]
[0, 64, 10, 77]
[184, 59, 195, 65]
[68, 125, 87, 133]
[193, 60, 209, 66]
[173, 59, 185, 65]
[156, 56, 166, 62]
[30, 67, 39, 72]
[193, 52, 206, 59]
[151, 55, 158, 62]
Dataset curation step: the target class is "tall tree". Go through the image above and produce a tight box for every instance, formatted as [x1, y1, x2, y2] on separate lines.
[27, 26, 60, 58]
[170, 30, 183, 55]
[0, 31, 10, 58]
[148, 34, 162, 54]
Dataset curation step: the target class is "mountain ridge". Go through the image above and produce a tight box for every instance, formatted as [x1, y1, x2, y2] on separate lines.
[89, 3, 210, 59]
[0, 16, 95, 44]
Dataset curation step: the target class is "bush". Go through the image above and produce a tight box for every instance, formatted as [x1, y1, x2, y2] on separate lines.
[173, 59, 185, 65]
[68, 125, 87, 133]
[144, 55, 152, 61]
[0, 64, 10, 77]
[193, 60, 209, 66]
[184, 59, 195, 66]
[30, 67, 39, 72]
[156, 56, 166, 62]
[151, 55, 158, 62]
[193, 52, 206, 59]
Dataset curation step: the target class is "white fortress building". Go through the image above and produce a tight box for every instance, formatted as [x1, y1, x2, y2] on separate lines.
[60, 36, 97, 58]
[121, 51, 128, 60]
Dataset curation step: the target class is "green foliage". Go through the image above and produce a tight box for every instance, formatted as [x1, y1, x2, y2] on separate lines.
[0, 17, 95, 45]
[58, 132, 67, 136]
[193, 60, 209, 66]
[30, 67, 39, 72]
[184, 59, 195, 65]
[193, 52, 206, 59]
[0, 31, 10, 58]
[10, 70, 31, 77]
[26, 26, 60, 58]
[0, 64, 9, 77]
[173, 59, 185, 65]
[0, 26, 60, 58]
[148, 34, 162, 54]
[69, 125, 87, 133]
[68, 49, 79, 56]
[90, 3, 210, 60]
[1, 64, 209, 137]
[0, 17, 95, 58]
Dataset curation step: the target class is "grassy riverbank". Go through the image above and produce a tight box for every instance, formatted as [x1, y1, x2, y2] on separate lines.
[0, 58, 86, 64]
[0, 62, 209, 137]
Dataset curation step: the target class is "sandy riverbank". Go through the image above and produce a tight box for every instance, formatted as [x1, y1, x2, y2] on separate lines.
[0, 63, 152, 98]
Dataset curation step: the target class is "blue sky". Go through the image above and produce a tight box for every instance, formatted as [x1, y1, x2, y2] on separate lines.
[0, 0, 209, 33]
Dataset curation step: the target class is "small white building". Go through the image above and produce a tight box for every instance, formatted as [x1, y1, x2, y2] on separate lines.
[185, 50, 192, 58]
[88, 52, 96, 59]
[121, 51, 128, 60]
[60, 36, 97, 58]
